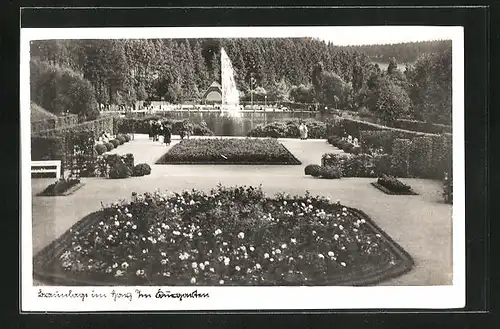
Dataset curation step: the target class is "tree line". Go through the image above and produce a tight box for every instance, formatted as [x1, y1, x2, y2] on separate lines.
[30, 38, 452, 124]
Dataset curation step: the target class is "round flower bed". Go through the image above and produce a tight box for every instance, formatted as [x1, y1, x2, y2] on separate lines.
[34, 186, 413, 286]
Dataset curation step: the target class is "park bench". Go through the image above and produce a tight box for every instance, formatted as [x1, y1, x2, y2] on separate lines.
[31, 160, 61, 179]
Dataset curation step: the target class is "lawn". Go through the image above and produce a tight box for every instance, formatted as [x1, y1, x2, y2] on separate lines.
[155, 138, 301, 165]
[33, 186, 413, 286]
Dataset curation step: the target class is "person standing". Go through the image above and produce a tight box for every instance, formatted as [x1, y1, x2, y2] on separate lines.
[163, 124, 172, 146]
[299, 122, 308, 140]
[148, 120, 154, 140]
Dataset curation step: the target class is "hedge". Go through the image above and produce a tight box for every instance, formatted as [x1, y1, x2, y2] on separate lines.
[31, 136, 66, 174]
[113, 117, 214, 136]
[393, 119, 452, 134]
[409, 136, 434, 178]
[391, 139, 412, 177]
[248, 119, 327, 139]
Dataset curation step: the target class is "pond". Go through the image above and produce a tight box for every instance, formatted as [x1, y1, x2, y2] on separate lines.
[131, 110, 332, 136]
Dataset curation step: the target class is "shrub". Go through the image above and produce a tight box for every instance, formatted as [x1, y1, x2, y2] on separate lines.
[391, 139, 412, 177]
[409, 136, 434, 178]
[377, 174, 411, 192]
[122, 153, 135, 170]
[341, 143, 354, 153]
[95, 144, 107, 155]
[123, 134, 131, 142]
[104, 142, 115, 151]
[360, 130, 398, 154]
[431, 134, 452, 178]
[39, 178, 81, 196]
[248, 119, 327, 139]
[343, 154, 375, 177]
[116, 134, 127, 145]
[109, 162, 132, 179]
[310, 165, 323, 177]
[31, 136, 66, 171]
[322, 153, 351, 168]
[304, 164, 321, 176]
[320, 166, 342, 179]
[110, 139, 120, 148]
[133, 163, 152, 177]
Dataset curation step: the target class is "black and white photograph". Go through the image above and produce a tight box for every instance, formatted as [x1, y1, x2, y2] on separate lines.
[21, 26, 465, 311]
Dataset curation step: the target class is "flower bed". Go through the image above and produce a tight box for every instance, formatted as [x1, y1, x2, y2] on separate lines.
[371, 175, 418, 196]
[33, 186, 413, 286]
[37, 178, 84, 196]
[156, 138, 301, 165]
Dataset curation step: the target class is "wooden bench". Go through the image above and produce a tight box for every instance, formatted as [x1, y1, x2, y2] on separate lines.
[31, 160, 61, 179]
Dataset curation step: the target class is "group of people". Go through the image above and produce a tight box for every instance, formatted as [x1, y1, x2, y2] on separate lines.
[148, 120, 172, 146]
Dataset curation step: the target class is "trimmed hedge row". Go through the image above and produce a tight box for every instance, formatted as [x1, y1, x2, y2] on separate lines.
[393, 119, 452, 134]
[248, 119, 327, 139]
[113, 117, 214, 136]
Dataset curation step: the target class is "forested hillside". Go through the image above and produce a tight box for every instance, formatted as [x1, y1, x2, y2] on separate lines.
[334, 40, 452, 64]
[30, 38, 452, 124]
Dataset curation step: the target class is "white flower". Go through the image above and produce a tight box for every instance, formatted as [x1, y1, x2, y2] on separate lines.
[341, 262, 346, 267]
[112, 263, 118, 268]
[191, 262, 198, 269]
[361, 219, 366, 224]
[328, 251, 335, 257]
[270, 258, 274, 262]
[132, 225, 137, 229]
[114, 221, 120, 226]
[161, 252, 167, 257]
[249, 246, 255, 252]
[264, 253, 269, 259]
[289, 257, 294, 262]
[126, 213, 133, 218]
[283, 201, 287, 205]
[173, 230, 181, 236]
[219, 280, 224, 284]
[204, 261, 210, 266]
[275, 249, 281, 254]
[235, 266, 241, 271]
[240, 246, 247, 251]
[214, 229, 222, 236]
[223, 242, 228, 246]
[312, 230, 317, 235]
[190, 277, 196, 284]
[160, 259, 167, 265]
[318, 254, 325, 259]
[290, 238, 297, 244]
[281, 243, 287, 249]
[199, 263, 205, 270]
[224, 257, 230, 266]
[198, 232, 202, 236]
[238, 232, 245, 239]
[342, 207, 347, 212]
[334, 234, 339, 240]
[189, 200, 195, 205]
[210, 268, 215, 273]
[99, 221, 104, 226]
[121, 262, 129, 269]
[115, 270, 124, 277]
[339, 225, 344, 230]
[255, 263, 261, 270]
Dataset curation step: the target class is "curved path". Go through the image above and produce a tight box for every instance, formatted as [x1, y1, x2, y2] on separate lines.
[31, 134, 452, 286]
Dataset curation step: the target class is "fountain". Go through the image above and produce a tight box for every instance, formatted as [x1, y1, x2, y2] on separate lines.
[220, 47, 241, 116]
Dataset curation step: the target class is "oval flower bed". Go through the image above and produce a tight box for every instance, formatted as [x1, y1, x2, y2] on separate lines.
[34, 186, 413, 286]
[155, 138, 301, 165]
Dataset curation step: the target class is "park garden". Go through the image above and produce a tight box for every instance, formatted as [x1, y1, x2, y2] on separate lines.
[30, 38, 453, 286]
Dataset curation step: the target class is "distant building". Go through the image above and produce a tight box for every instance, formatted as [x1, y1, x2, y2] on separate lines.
[203, 81, 222, 104]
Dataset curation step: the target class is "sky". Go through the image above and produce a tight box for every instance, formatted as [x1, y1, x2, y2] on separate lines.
[313, 26, 456, 46]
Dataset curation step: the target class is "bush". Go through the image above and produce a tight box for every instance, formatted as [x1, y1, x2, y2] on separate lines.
[320, 166, 342, 179]
[304, 164, 322, 176]
[109, 162, 132, 179]
[95, 144, 107, 155]
[116, 134, 127, 145]
[360, 130, 398, 154]
[122, 153, 135, 170]
[123, 134, 131, 142]
[391, 139, 412, 177]
[343, 154, 375, 177]
[104, 142, 115, 151]
[377, 174, 411, 192]
[110, 139, 120, 148]
[133, 163, 152, 177]
[31, 136, 66, 171]
[310, 165, 323, 177]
